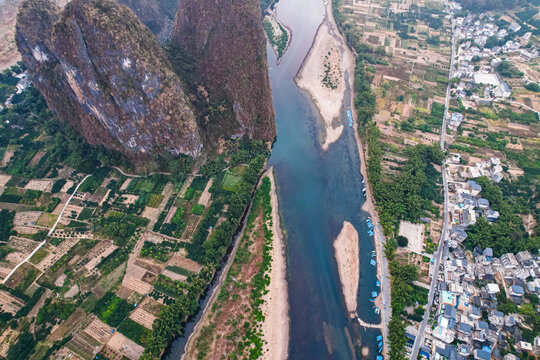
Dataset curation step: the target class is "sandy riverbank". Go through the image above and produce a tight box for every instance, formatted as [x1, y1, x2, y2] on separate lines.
[261, 168, 289, 360]
[333, 221, 359, 317]
[295, 4, 354, 151]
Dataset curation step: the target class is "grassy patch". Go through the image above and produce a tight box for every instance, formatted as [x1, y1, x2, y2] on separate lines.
[29, 248, 48, 265]
[117, 318, 151, 346]
[92, 292, 132, 327]
[0, 187, 23, 203]
[183, 187, 195, 200]
[221, 171, 242, 191]
[164, 265, 193, 277]
[147, 194, 164, 208]
[77, 208, 94, 221]
[191, 204, 205, 215]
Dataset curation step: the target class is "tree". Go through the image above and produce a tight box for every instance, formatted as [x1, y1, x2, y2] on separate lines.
[396, 235, 409, 247]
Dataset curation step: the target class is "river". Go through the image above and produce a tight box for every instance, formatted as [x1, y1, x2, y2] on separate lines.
[166, 0, 382, 358]
[267, 0, 381, 358]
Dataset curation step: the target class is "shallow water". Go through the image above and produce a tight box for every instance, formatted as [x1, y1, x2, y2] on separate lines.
[268, 0, 381, 358]
[167, 0, 382, 358]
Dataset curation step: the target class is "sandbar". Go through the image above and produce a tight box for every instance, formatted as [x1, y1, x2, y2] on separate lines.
[333, 221, 359, 317]
[295, 8, 353, 150]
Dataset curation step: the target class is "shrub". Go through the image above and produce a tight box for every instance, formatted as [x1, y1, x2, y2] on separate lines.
[191, 204, 205, 215]
[396, 235, 409, 247]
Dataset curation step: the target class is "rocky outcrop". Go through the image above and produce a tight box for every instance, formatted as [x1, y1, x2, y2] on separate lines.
[116, 0, 178, 43]
[172, 0, 276, 142]
[16, 0, 201, 160]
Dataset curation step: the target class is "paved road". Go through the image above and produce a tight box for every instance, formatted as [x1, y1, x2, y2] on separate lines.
[2, 174, 91, 285]
[409, 8, 455, 359]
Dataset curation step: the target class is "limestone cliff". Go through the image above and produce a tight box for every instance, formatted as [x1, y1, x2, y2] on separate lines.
[116, 0, 179, 43]
[172, 0, 276, 142]
[16, 0, 202, 159]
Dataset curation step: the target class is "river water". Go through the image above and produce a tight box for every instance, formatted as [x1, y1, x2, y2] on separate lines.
[267, 0, 381, 358]
[167, 0, 381, 358]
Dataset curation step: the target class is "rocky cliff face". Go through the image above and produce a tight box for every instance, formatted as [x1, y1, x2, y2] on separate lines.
[116, 0, 178, 43]
[16, 0, 275, 161]
[172, 0, 276, 142]
[16, 0, 202, 159]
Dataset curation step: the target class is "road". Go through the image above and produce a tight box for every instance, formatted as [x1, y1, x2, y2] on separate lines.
[409, 8, 455, 359]
[505, 101, 540, 115]
[2, 174, 91, 285]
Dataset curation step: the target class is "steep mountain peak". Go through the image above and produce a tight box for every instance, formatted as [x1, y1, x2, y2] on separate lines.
[16, 0, 202, 161]
[172, 0, 276, 143]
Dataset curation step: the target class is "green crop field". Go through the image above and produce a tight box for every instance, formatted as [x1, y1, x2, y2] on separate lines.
[221, 171, 242, 191]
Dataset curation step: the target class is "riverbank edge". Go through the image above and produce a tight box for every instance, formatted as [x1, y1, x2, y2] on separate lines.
[325, 0, 392, 356]
[180, 167, 289, 359]
[179, 166, 270, 359]
[260, 166, 290, 360]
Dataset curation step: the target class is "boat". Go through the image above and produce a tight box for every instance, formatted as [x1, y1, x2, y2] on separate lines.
[370, 259, 377, 266]
[368, 231, 374, 236]
[377, 356, 384, 360]
[369, 298, 375, 302]
[376, 335, 383, 342]
[347, 108, 353, 127]
[374, 307, 380, 314]
[371, 291, 378, 297]
[376, 280, 381, 287]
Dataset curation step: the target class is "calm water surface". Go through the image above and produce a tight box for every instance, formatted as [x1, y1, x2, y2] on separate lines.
[168, 0, 381, 358]
[267, 0, 381, 359]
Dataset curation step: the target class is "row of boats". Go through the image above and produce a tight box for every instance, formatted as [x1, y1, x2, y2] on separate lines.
[377, 334, 384, 358]
[362, 189, 385, 358]
[367, 218, 376, 269]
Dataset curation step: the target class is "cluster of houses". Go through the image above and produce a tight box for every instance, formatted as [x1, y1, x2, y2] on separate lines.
[450, 155, 505, 183]
[448, 113, 464, 131]
[449, 8, 537, 104]
[454, 13, 536, 62]
[447, 178, 500, 237]
[413, 247, 540, 360]
[445, 156, 506, 246]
